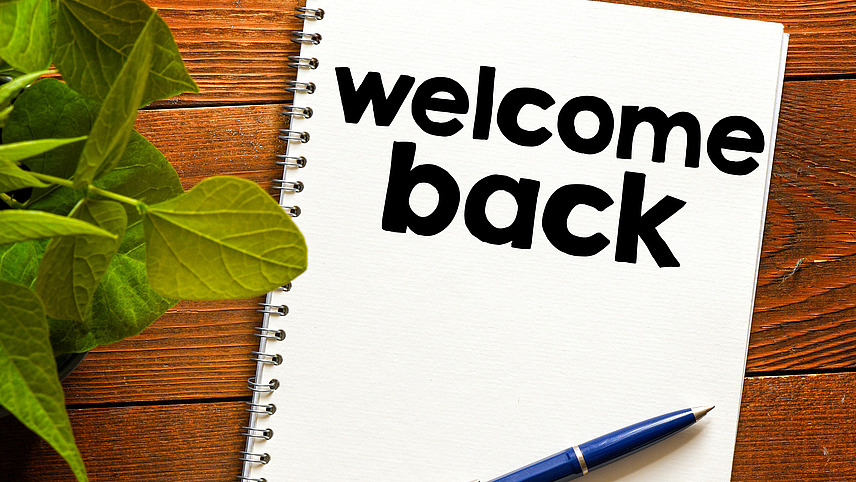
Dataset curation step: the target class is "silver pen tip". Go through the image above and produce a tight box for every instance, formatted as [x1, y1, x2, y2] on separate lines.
[692, 405, 715, 421]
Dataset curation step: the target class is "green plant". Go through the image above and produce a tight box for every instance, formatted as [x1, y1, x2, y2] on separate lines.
[0, 1, 307, 480]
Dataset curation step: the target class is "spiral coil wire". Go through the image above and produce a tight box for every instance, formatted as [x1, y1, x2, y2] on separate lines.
[237, 6, 322, 481]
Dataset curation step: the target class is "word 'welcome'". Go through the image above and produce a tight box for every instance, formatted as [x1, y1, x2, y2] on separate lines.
[334, 67, 769, 267]
[335, 66, 766, 175]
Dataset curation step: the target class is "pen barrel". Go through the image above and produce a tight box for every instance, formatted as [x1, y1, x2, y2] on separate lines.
[577, 408, 697, 471]
[489, 449, 584, 482]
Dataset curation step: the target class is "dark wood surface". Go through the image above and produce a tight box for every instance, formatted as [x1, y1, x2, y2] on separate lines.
[2, 0, 855, 480]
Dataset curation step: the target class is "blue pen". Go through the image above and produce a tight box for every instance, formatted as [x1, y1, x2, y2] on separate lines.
[486, 406, 714, 482]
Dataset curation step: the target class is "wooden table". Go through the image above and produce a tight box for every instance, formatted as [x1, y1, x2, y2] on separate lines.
[1, 0, 855, 479]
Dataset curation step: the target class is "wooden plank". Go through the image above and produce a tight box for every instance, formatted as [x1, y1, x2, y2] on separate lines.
[0, 402, 245, 481]
[134, 104, 286, 192]
[61, 300, 260, 405]
[605, 0, 856, 78]
[148, 0, 856, 107]
[2, 374, 855, 480]
[750, 78, 856, 373]
[732, 373, 856, 480]
[150, 0, 302, 106]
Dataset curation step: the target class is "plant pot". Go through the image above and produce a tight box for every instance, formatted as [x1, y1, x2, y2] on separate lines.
[55, 351, 88, 382]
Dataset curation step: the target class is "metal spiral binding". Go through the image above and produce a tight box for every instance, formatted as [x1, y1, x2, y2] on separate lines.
[254, 327, 286, 341]
[257, 302, 289, 316]
[252, 352, 284, 366]
[240, 451, 271, 464]
[247, 377, 280, 393]
[287, 56, 319, 70]
[295, 6, 324, 20]
[246, 402, 277, 415]
[285, 80, 316, 94]
[291, 31, 322, 45]
[240, 6, 321, 480]
[276, 154, 307, 167]
[279, 129, 310, 143]
[243, 426, 275, 440]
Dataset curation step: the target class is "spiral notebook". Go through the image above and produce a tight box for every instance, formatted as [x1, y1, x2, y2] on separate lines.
[241, 1, 787, 480]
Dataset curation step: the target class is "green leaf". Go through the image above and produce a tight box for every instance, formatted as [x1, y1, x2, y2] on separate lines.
[30, 131, 183, 219]
[0, 68, 53, 128]
[0, 137, 87, 193]
[0, 281, 89, 482]
[71, 10, 155, 188]
[0, 237, 178, 355]
[1, 79, 98, 190]
[40, 134, 183, 352]
[2, 79, 183, 215]
[0, 78, 182, 353]
[0, 104, 14, 128]
[0, 69, 52, 110]
[0, 0, 52, 73]
[47, 251, 175, 353]
[0, 240, 45, 287]
[54, 0, 198, 106]
[144, 176, 307, 299]
[35, 199, 127, 322]
[0, 59, 23, 76]
[0, 210, 116, 244]
[1, 158, 50, 192]
[0, 136, 88, 163]
[97, 133, 185, 254]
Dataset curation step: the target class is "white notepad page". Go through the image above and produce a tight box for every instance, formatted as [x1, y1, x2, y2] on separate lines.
[245, 1, 787, 480]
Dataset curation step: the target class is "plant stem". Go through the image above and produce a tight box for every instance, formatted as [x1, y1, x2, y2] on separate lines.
[24, 171, 73, 188]
[1, 192, 25, 209]
[88, 185, 147, 209]
[27, 172, 147, 209]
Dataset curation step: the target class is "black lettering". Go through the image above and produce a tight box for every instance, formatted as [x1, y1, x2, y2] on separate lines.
[616, 106, 701, 168]
[707, 116, 764, 176]
[335, 67, 415, 126]
[473, 66, 496, 140]
[411, 77, 470, 137]
[542, 184, 613, 257]
[615, 171, 685, 267]
[496, 87, 555, 147]
[381, 142, 460, 236]
[557, 96, 614, 154]
[464, 175, 540, 249]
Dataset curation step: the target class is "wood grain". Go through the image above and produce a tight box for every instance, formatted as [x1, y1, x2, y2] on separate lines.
[2, 374, 854, 480]
[61, 301, 260, 405]
[134, 105, 287, 192]
[604, 0, 856, 78]
[750, 78, 856, 373]
[732, 373, 856, 480]
[149, 0, 303, 106]
[147, 0, 856, 107]
[0, 402, 245, 481]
